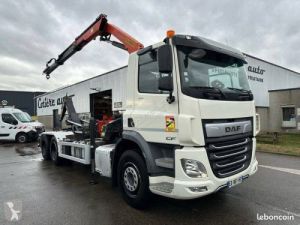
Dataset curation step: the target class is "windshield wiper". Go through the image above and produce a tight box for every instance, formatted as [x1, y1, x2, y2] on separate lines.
[226, 87, 253, 100]
[189, 86, 227, 98]
[226, 87, 251, 93]
[189, 86, 222, 91]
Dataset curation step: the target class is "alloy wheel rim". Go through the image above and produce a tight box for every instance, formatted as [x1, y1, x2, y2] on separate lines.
[123, 164, 139, 192]
[18, 136, 26, 143]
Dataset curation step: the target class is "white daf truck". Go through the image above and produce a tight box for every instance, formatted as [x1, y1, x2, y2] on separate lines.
[40, 14, 259, 208]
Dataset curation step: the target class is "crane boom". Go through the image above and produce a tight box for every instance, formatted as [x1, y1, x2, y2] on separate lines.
[43, 14, 144, 78]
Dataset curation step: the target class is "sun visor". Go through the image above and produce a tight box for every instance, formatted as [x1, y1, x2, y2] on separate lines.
[173, 35, 247, 64]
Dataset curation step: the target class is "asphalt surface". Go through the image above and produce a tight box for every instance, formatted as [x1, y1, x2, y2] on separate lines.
[0, 142, 299, 225]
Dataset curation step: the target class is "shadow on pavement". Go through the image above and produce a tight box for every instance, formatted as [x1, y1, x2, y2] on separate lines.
[0, 141, 40, 156]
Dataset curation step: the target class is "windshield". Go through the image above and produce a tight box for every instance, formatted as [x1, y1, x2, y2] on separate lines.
[177, 46, 252, 101]
[13, 112, 32, 123]
[24, 112, 34, 122]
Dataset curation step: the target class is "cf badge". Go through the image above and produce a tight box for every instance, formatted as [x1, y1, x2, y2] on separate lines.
[165, 116, 176, 132]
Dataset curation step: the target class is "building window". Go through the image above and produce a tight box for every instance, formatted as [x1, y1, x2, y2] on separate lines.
[282, 107, 295, 121]
[138, 50, 162, 94]
[282, 106, 296, 128]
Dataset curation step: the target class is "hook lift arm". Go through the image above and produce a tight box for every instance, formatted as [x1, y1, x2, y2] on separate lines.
[43, 14, 144, 79]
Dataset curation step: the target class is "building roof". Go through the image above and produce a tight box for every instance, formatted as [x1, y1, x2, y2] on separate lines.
[0, 90, 45, 94]
[269, 87, 300, 92]
[35, 66, 127, 98]
[243, 53, 300, 75]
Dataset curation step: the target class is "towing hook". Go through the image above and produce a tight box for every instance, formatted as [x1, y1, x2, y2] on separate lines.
[46, 58, 56, 67]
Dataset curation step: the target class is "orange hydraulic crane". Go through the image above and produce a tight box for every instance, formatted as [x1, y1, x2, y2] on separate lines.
[43, 14, 144, 79]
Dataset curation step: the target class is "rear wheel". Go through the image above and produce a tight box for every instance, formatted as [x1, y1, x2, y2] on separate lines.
[117, 150, 150, 209]
[50, 137, 62, 165]
[16, 133, 28, 143]
[41, 135, 51, 160]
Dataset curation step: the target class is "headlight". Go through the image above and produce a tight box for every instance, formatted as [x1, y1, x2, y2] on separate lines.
[181, 158, 207, 178]
[256, 113, 260, 135]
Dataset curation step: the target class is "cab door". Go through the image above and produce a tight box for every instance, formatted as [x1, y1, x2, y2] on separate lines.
[0, 113, 18, 140]
[129, 45, 179, 144]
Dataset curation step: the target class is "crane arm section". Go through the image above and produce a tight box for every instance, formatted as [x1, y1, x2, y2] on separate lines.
[43, 14, 143, 78]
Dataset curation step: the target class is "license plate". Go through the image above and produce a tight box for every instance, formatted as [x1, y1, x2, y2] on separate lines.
[227, 176, 243, 188]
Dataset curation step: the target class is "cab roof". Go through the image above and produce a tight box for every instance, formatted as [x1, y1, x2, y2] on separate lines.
[171, 34, 246, 63]
[0, 107, 23, 114]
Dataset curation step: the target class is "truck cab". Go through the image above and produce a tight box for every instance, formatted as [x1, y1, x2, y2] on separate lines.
[0, 107, 45, 143]
[121, 34, 259, 200]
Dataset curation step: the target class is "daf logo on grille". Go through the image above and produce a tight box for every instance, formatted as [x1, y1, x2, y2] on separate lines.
[225, 126, 241, 133]
[205, 120, 251, 138]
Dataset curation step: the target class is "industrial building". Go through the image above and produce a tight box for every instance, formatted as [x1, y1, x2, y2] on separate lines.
[36, 67, 126, 129]
[244, 54, 300, 132]
[0, 90, 45, 116]
[268, 88, 300, 132]
[36, 54, 300, 132]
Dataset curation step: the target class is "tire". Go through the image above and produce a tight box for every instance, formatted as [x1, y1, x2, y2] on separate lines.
[40, 135, 51, 160]
[16, 133, 28, 143]
[49, 136, 62, 165]
[117, 150, 150, 209]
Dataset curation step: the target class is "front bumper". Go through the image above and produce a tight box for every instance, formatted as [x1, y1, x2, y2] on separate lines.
[149, 138, 258, 199]
[27, 130, 39, 141]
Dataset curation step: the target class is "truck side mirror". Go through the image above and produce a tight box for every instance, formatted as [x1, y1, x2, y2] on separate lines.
[157, 45, 175, 103]
[158, 75, 173, 92]
[158, 45, 173, 74]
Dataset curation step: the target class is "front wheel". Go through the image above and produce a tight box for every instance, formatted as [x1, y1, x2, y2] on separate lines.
[16, 133, 28, 143]
[40, 135, 51, 160]
[117, 150, 150, 209]
[50, 137, 62, 165]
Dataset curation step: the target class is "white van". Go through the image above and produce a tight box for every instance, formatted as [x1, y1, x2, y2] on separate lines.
[0, 107, 45, 143]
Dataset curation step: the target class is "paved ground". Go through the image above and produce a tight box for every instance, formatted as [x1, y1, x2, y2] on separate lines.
[0, 142, 299, 225]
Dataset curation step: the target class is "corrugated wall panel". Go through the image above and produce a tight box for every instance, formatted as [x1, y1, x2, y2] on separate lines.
[36, 67, 127, 116]
[0, 91, 44, 115]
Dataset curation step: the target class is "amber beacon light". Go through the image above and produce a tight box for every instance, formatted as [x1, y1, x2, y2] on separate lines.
[166, 29, 175, 38]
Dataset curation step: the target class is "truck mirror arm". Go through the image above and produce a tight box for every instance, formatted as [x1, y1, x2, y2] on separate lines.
[167, 92, 175, 104]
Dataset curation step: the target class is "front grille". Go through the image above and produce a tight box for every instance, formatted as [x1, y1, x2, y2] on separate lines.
[205, 135, 252, 178]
